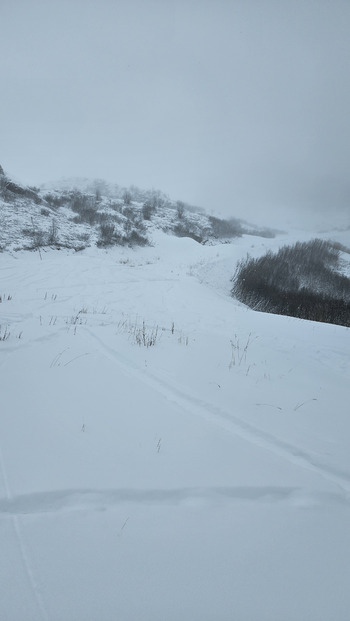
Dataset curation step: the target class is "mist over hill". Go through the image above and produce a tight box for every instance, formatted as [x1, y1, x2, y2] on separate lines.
[0, 165, 277, 253]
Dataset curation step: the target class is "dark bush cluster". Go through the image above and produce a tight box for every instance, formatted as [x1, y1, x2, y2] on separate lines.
[141, 190, 170, 221]
[98, 228, 149, 248]
[231, 239, 350, 327]
[242, 226, 276, 239]
[122, 190, 132, 205]
[0, 174, 42, 204]
[142, 201, 155, 220]
[97, 222, 115, 246]
[209, 216, 243, 238]
[43, 193, 69, 208]
[126, 229, 149, 246]
[122, 206, 140, 222]
[70, 191, 99, 225]
[176, 201, 186, 219]
[173, 222, 205, 244]
[97, 217, 149, 247]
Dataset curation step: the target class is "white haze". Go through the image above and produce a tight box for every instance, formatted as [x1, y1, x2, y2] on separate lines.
[1, 0, 350, 229]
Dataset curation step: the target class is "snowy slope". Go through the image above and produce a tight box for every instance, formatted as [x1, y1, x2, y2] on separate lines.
[1, 229, 350, 620]
[1, 168, 278, 253]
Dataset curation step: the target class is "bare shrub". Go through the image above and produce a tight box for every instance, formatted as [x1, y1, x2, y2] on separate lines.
[126, 229, 149, 247]
[118, 319, 160, 347]
[142, 201, 155, 220]
[176, 201, 185, 219]
[231, 239, 350, 327]
[122, 190, 132, 205]
[145, 189, 168, 210]
[97, 222, 115, 246]
[43, 193, 68, 208]
[48, 219, 59, 244]
[122, 206, 139, 221]
[70, 191, 99, 224]
[174, 222, 204, 244]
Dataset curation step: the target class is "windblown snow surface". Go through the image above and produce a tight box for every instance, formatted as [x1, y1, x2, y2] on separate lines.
[1, 229, 350, 620]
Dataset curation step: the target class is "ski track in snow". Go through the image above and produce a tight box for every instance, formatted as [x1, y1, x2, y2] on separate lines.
[0, 486, 348, 517]
[0, 444, 49, 620]
[85, 326, 350, 497]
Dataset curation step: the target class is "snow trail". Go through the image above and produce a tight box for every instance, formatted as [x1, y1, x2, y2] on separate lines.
[0, 444, 49, 621]
[85, 326, 350, 495]
[1, 235, 350, 620]
[0, 486, 348, 516]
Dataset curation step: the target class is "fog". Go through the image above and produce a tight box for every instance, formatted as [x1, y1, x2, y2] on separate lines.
[1, 0, 350, 229]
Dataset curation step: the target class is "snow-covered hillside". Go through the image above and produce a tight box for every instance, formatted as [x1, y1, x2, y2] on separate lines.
[0, 167, 277, 253]
[1, 221, 350, 619]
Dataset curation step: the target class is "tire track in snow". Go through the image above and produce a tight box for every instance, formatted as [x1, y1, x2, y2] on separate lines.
[0, 445, 49, 621]
[85, 327, 350, 495]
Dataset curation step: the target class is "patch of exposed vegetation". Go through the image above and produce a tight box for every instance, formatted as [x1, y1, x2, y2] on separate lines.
[231, 239, 350, 327]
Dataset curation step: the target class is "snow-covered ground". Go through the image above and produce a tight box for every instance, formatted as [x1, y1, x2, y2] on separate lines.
[1, 229, 350, 620]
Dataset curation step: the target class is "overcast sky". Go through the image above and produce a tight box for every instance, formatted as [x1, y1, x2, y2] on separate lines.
[1, 0, 350, 227]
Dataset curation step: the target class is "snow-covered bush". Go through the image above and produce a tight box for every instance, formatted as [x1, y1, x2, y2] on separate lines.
[97, 222, 115, 246]
[209, 216, 243, 238]
[231, 239, 350, 326]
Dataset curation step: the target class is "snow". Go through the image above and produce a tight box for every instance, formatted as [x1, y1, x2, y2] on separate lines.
[1, 229, 350, 620]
